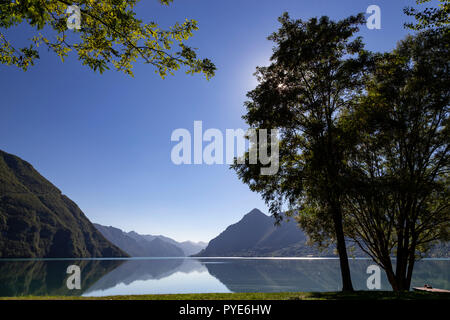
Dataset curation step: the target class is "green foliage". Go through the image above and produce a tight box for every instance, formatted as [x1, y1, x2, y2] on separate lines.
[342, 30, 450, 291]
[0, 0, 215, 78]
[404, 0, 449, 32]
[233, 13, 368, 220]
[232, 12, 449, 292]
[232, 12, 370, 292]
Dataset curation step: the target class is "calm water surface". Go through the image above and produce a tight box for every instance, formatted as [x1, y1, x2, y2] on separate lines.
[0, 258, 448, 297]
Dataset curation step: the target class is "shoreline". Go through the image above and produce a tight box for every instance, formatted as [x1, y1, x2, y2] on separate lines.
[1, 291, 450, 300]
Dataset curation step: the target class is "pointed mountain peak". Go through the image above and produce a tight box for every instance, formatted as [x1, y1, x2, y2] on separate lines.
[244, 208, 267, 218]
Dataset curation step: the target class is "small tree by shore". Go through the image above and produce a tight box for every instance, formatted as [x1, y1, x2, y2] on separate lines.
[341, 30, 449, 291]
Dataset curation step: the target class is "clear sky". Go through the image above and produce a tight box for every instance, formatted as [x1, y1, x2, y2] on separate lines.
[0, 0, 414, 242]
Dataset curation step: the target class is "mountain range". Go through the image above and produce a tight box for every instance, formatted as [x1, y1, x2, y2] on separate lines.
[0, 149, 206, 258]
[0, 150, 127, 258]
[195, 208, 337, 257]
[1, 149, 446, 259]
[94, 224, 207, 257]
[195, 208, 449, 258]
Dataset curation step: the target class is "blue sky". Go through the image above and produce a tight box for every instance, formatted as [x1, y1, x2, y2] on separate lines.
[0, 0, 414, 242]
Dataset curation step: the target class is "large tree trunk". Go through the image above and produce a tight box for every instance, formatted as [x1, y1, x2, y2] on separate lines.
[385, 254, 413, 291]
[405, 242, 417, 290]
[388, 274, 410, 291]
[325, 116, 353, 292]
[385, 268, 398, 291]
[395, 251, 409, 291]
[390, 211, 413, 291]
[332, 205, 354, 292]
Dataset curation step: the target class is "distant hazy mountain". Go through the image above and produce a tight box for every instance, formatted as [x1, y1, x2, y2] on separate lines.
[195, 208, 335, 257]
[0, 150, 127, 258]
[94, 224, 206, 257]
[178, 241, 208, 256]
[127, 230, 206, 256]
[94, 224, 184, 257]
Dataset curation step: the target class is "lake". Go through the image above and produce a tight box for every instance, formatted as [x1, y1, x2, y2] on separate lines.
[0, 258, 448, 297]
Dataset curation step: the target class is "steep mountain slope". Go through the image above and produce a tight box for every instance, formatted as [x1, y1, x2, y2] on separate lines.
[197, 209, 275, 256]
[195, 208, 332, 257]
[0, 150, 127, 258]
[94, 224, 185, 257]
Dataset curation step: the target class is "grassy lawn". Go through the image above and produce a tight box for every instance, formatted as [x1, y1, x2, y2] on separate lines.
[1, 291, 449, 300]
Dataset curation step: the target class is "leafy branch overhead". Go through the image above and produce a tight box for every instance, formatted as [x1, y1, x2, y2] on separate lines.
[404, 0, 449, 32]
[0, 0, 216, 78]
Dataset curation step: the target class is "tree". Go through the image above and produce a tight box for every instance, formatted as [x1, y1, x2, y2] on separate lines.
[342, 30, 449, 291]
[0, 0, 215, 78]
[404, 0, 449, 33]
[232, 13, 370, 292]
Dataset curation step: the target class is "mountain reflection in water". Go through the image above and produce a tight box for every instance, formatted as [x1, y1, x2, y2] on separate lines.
[0, 258, 448, 297]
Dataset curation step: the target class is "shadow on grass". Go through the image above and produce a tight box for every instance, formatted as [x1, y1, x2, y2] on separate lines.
[290, 291, 450, 300]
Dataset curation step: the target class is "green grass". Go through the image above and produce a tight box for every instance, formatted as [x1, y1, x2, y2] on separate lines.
[1, 291, 449, 300]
